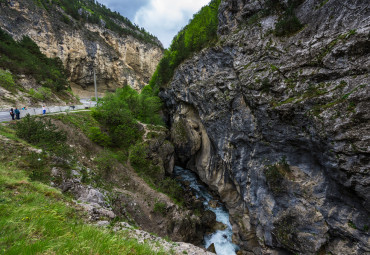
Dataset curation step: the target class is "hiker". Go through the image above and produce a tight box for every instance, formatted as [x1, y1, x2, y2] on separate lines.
[9, 108, 15, 120]
[14, 108, 20, 120]
[42, 105, 46, 115]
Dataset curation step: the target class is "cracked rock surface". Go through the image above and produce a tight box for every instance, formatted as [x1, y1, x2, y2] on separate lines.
[161, 0, 370, 254]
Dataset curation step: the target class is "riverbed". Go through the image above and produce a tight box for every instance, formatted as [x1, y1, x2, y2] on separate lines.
[174, 166, 239, 255]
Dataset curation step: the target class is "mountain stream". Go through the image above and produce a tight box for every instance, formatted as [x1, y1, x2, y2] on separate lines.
[174, 166, 239, 255]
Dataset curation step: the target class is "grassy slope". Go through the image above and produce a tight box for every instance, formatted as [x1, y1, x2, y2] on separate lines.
[0, 162, 164, 255]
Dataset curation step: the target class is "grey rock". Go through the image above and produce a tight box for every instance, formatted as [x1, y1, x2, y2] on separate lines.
[161, 0, 370, 254]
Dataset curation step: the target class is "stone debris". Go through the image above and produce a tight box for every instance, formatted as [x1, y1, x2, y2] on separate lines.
[112, 222, 215, 255]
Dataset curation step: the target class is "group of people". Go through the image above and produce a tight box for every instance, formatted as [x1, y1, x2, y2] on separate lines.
[9, 108, 20, 120]
[9, 105, 47, 120]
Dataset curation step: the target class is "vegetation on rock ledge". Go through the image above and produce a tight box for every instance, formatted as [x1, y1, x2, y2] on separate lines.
[0, 28, 69, 92]
[149, 0, 221, 90]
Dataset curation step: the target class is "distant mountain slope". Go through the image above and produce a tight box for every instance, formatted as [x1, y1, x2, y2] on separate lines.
[0, 0, 163, 96]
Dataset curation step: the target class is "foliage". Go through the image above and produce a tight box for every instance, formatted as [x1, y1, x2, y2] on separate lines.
[0, 163, 165, 254]
[50, 111, 100, 136]
[0, 29, 69, 91]
[94, 149, 115, 179]
[0, 69, 16, 92]
[274, 13, 303, 36]
[149, 0, 221, 90]
[153, 201, 167, 215]
[21, 151, 50, 182]
[273, 0, 304, 36]
[15, 114, 66, 146]
[33, 0, 161, 47]
[92, 85, 163, 149]
[88, 126, 111, 147]
[128, 142, 183, 205]
[264, 156, 291, 195]
[28, 87, 52, 101]
[15, 114, 72, 159]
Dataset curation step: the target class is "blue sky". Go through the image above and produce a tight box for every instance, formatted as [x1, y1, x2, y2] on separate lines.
[97, 0, 210, 48]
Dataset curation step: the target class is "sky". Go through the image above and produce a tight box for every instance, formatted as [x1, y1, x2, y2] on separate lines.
[97, 0, 211, 48]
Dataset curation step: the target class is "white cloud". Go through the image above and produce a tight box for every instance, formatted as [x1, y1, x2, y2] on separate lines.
[134, 0, 210, 48]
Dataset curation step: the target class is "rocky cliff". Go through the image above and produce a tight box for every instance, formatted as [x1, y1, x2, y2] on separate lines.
[0, 0, 163, 95]
[161, 0, 370, 254]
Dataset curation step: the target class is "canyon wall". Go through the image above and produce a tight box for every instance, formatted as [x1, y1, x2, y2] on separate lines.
[161, 0, 370, 254]
[0, 0, 163, 96]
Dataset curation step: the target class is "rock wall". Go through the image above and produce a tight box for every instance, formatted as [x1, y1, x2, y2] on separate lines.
[161, 0, 370, 254]
[0, 0, 163, 95]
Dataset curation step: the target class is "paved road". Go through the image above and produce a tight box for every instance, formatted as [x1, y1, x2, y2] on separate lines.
[0, 99, 97, 122]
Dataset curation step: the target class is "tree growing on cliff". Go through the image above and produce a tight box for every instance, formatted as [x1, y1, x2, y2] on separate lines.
[149, 0, 221, 90]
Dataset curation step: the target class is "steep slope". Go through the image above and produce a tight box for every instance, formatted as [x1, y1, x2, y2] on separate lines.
[0, 0, 163, 96]
[160, 0, 370, 254]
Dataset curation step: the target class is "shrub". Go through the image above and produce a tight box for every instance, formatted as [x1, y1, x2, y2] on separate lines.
[15, 114, 67, 146]
[153, 201, 167, 215]
[92, 85, 163, 150]
[22, 151, 49, 182]
[264, 156, 291, 195]
[28, 88, 44, 101]
[0, 69, 16, 91]
[88, 127, 111, 147]
[129, 143, 149, 171]
[274, 0, 304, 36]
[159, 178, 184, 205]
[15, 114, 72, 160]
[274, 14, 303, 36]
[94, 150, 115, 179]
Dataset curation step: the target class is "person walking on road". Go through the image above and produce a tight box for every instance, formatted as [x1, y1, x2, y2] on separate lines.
[42, 105, 46, 115]
[9, 108, 15, 120]
[14, 108, 20, 120]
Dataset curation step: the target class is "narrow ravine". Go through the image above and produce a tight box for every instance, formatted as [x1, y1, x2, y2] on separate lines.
[174, 166, 239, 255]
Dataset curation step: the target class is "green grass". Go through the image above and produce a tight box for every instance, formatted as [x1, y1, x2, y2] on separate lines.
[50, 111, 100, 136]
[0, 163, 165, 255]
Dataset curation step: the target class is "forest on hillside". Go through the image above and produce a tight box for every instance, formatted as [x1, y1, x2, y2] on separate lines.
[149, 0, 221, 91]
[30, 0, 162, 47]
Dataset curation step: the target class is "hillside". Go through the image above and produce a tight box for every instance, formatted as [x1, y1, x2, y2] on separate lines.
[0, 0, 163, 99]
[159, 0, 370, 254]
[0, 94, 214, 254]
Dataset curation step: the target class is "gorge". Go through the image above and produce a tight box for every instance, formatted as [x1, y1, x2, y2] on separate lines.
[160, 0, 369, 254]
[0, 0, 369, 254]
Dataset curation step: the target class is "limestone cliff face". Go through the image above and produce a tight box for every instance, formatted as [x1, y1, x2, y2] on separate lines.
[161, 0, 370, 254]
[0, 0, 163, 95]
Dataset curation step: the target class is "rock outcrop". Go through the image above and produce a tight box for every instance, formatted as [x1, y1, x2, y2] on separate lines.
[161, 0, 370, 254]
[0, 0, 163, 95]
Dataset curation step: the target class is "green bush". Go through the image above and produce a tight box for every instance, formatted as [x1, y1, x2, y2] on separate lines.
[264, 156, 291, 195]
[92, 85, 164, 150]
[28, 88, 44, 100]
[0, 69, 16, 91]
[15, 114, 66, 146]
[129, 143, 150, 170]
[94, 150, 115, 179]
[273, 0, 304, 36]
[22, 151, 50, 182]
[153, 201, 167, 215]
[88, 127, 111, 147]
[159, 178, 184, 205]
[15, 114, 72, 160]
[274, 14, 303, 36]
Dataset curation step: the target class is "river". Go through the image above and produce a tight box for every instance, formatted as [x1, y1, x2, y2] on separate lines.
[174, 166, 239, 255]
